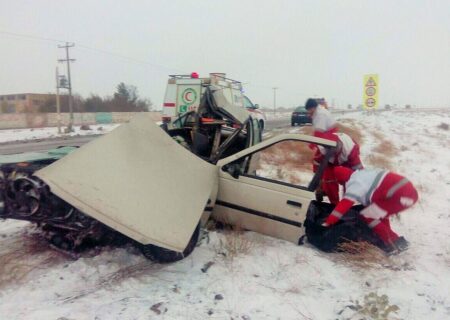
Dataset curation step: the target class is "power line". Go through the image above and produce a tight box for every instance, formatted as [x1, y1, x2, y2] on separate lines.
[76, 44, 185, 73]
[0, 30, 186, 73]
[0, 30, 65, 44]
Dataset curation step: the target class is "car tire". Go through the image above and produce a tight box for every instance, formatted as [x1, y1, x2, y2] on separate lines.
[259, 120, 264, 131]
[140, 223, 200, 263]
[291, 121, 296, 126]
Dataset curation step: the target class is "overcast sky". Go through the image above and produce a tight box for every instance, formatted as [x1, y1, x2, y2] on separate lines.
[1, 0, 449, 109]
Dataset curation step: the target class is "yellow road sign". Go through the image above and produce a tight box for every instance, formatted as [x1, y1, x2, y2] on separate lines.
[363, 74, 379, 109]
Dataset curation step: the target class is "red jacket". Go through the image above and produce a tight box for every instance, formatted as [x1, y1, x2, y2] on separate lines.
[313, 133, 363, 172]
[325, 169, 409, 225]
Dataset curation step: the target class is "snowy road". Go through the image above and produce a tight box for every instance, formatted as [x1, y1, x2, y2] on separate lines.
[0, 135, 101, 154]
[0, 118, 291, 154]
[0, 110, 449, 319]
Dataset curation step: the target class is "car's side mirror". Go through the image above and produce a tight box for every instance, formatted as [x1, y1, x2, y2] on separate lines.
[254, 104, 259, 109]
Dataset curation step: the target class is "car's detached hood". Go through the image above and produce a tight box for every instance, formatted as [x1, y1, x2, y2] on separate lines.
[36, 114, 218, 252]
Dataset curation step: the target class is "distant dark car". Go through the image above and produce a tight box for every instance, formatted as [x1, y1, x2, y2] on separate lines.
[291, 106, 312, 126]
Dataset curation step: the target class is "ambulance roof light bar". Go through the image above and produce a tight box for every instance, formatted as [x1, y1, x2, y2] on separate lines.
[168, 72, 199, 79]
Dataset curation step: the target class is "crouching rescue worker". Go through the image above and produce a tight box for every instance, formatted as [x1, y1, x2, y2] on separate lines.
[322, 166, 418, 253]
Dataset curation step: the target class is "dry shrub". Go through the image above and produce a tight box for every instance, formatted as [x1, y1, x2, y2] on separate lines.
[373, 140, 398, 158]
[334, 241, 405, 271]
[338, 123, 364, 145]
[216, 227, 254, 262]
[62, 258, 165, 303]
[342, 118, 368, 130]
[371, 130, 385, 142]
[437, 122, 449, 130]
[343, 292, 401, 320]
[61, 259, 168, 303]
[366, 154, 393, 170]
[363, 130, 398, 169]
[98, 258, 163, 287]
[372, 134, 398, 158]
[0, 233, 65, 288]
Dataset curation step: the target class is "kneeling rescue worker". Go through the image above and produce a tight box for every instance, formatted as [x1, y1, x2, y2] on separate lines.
[322, 166, 419, 253]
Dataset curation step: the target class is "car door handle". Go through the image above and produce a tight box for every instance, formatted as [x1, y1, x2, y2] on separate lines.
[286, 200, 302, 208]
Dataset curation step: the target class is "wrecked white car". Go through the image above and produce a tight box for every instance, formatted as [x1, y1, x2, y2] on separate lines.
[0, 75, 383, 263]
[1, 113, 349, 262]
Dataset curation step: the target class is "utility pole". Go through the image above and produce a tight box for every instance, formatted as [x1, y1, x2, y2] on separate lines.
[58, 42, 75, 132]
[55, 67, 61, 134]
[272, 87, 278, 115]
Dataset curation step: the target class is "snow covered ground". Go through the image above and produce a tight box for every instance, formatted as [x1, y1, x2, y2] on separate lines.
[0, 110, 449, 319]
[0, 124, 121, 144]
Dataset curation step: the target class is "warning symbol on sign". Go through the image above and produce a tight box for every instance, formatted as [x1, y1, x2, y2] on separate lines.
[365, 77, 377, 87]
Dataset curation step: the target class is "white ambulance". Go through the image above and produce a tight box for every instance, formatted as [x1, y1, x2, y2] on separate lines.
[162, 73, 266, 130]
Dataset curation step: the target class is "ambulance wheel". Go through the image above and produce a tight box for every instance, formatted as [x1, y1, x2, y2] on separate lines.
[140, 223, 200, 263]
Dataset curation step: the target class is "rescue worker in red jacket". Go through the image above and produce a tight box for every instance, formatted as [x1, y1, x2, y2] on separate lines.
[313, 132, 364, 204]
[323, 166, 418, 252]
[305, 98, 337, 140]
[305, 98, 363, 204]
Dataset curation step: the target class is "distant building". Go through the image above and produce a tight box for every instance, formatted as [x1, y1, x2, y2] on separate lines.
[0, 93, 56, 113]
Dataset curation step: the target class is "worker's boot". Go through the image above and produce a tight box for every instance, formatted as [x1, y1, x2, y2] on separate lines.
[383, 236, 409, 255]
[393, 236, 409, 252]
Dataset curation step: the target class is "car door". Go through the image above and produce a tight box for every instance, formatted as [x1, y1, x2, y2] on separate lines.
[212, 134, 336, 244]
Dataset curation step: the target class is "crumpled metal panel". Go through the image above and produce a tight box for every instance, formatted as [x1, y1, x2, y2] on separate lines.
[36, 114, 218, 252]
[211, 85, 249, 124]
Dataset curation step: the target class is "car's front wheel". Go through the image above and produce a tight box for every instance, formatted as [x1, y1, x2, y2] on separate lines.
[291, 121, 296, 126]
[140, 223, 200, 263]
